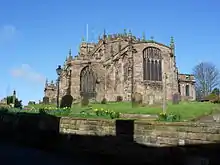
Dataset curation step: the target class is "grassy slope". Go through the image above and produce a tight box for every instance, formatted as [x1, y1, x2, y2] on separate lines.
[26, 101, 220, 120]
[89, 101, 220, 120]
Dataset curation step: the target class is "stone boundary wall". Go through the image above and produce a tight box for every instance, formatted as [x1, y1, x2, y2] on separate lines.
[60, 117, 220, 146]
[0, 112, 220, 164]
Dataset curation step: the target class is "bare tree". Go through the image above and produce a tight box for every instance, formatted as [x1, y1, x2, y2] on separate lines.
[193, 62, 220, 98]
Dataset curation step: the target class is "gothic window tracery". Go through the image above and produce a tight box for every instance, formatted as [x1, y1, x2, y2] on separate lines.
[143, 47, 162, 81]
[80, 66, 96, 98]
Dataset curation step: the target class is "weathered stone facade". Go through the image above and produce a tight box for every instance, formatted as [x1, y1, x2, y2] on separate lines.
[44, 31, 196, 104]
[178, 74, 196, 101]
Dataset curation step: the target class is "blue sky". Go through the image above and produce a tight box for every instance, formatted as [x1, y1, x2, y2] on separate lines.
[0, 0, 219, 105]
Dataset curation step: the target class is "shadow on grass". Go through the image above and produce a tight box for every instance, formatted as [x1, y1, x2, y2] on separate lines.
[0, 110, 219, 165]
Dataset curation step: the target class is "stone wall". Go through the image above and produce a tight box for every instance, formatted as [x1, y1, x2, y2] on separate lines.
[0, 112, 219, 164]
[59, 118, 220, 164]
[60, 117, 220, 146]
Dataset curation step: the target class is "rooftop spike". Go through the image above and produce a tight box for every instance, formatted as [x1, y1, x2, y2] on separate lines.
[128, 29, 132, 36]
[124, 29, 127, 36]
[82, 36, 85, 42]
[142, 32, 146, 41]
[103, 28, 106, 38]
[69, 48, 72, 56]
[170, 36, 175, 49]
[150, 36, 154, 41]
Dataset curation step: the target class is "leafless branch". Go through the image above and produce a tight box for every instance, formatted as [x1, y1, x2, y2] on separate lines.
[193, 62, 220, 98]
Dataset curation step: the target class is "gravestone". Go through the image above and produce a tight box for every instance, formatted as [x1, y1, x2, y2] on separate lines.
[81, 95, 89, 107]
[51, 98, 56, 104]
[60, 95, 73, 108]
[172, 93, 180, 105]
[43, 97, 49, 104]
[132, 92, 143, 107]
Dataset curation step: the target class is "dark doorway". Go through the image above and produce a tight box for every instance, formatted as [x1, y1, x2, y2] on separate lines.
[80, 66, 96, 98]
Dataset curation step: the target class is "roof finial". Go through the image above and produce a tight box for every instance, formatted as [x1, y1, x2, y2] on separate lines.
[150, 36, 154, 42]
[142, 32, 146, 41]
[69, 48, 72, 56]
[45, 78, 48, 86]
[170, 36, 175, 49]
[124, 29, 127, 36]
[128, 29, 132, 37]
[82, 36, 85, 42]
[103, 28, 106, 38]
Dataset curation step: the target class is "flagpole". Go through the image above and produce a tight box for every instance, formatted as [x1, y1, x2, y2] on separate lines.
[86, 24, 89, 42]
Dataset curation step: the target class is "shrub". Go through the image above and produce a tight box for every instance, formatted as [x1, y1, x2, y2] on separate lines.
[210, 97, 220, 104]
[0, 106, 9, 112]
[39, 106, 71, 116]
[206, 93, 217, 100]
[80, 110, 92, 117]
[116, 96, 123, 102]
[93, 108, 120, 119]
[101, 98, 107, 104]
[28, 101, 35, 105]
[206, 93, 220, 104]
[60, 95, 73, 108]
[158, 112, 181, 122]
[6, 96, 22, 109]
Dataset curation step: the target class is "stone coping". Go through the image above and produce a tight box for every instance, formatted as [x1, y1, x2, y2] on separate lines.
[60, 117, 220, 127]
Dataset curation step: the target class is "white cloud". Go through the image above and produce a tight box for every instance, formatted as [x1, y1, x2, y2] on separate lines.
[0, 25, 18, 43]
[10, 64, 46, 84]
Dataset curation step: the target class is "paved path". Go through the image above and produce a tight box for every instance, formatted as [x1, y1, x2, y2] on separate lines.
[196, 113, 220, 123]
[0, 142, 90, 165]
[196, 115, 215, 122]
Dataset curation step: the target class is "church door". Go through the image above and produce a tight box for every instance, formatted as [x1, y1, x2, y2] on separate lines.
[80, 66, 96, 98]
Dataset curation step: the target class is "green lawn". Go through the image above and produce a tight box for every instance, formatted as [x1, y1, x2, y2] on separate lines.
[86, 101, 220, 120]
[26, 101, 220, 121]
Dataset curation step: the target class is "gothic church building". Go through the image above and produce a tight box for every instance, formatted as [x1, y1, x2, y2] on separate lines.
[44, 31, 196, 104]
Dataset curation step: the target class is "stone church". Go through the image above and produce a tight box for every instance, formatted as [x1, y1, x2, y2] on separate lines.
[44, 30, 196, 105]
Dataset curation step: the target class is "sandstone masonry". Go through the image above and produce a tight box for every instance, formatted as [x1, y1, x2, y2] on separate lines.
[44, 31, 196, 104]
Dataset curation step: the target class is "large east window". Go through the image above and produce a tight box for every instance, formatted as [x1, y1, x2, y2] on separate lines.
[143, 47, 162, 81]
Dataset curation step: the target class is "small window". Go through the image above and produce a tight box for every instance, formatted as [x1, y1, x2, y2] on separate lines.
[185, 85, 190, 96]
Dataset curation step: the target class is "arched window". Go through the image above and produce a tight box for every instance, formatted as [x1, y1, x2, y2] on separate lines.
[185, 85, 190, 96]
[143, 47, 162, 81]
[80, 66, 96, 98]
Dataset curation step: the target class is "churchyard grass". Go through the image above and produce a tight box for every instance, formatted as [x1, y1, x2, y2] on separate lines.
[83, 101, 220, 121]
[23, 101, 220, 121]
